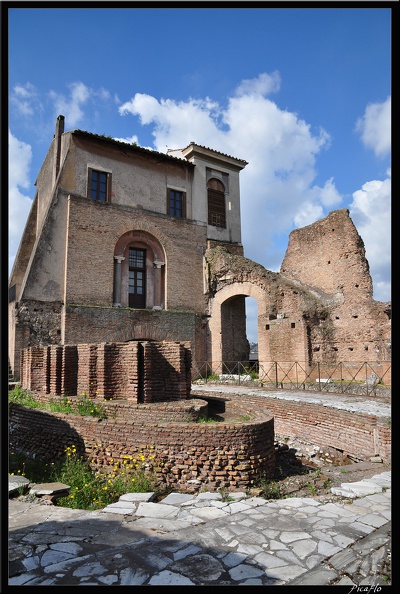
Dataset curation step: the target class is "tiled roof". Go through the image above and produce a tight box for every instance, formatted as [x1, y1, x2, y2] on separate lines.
[70, 129, 195, 166]
[183, 142, 248, 165]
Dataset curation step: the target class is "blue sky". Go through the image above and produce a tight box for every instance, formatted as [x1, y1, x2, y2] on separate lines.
[8, 6, 391, 343]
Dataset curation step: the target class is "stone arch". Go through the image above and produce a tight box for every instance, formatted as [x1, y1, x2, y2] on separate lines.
[113, 230, 166, 309]
[209, 281, 268, 369]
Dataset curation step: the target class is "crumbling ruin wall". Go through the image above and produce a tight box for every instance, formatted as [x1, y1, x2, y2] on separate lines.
[280, 209, 391, 363]
[206, 209, 391, 368]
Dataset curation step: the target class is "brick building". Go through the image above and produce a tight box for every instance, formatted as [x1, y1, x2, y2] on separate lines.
[9, 116, 390, 382]
[8, 115, 248, 380]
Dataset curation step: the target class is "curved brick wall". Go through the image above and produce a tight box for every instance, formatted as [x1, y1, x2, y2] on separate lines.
[9, 391, 390, 494]
[9, 399, 276, 492]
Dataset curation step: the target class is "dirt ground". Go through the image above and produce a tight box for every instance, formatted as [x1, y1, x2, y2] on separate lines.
[261, 443, 391, 501]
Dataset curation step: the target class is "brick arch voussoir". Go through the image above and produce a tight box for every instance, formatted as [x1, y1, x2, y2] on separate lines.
[114, 227, 166, 262]
[209, 281, 269, 366]
[211, 281, 268, 313]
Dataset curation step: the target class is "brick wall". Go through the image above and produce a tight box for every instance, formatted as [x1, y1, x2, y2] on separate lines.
[65, 196, 208, 313]
[9, 388, 390, 493]
[20, 340, 192, 403]
[9, 400, 276, 492]
[202, 392, 390, 462]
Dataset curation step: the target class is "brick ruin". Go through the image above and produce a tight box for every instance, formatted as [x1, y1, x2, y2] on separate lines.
[12, 337, 390, 492]
[19, 340, 192, 403]
[207, 209, 391, 373]
[8, 119, 391, 492]
[13, 340, 276, 492]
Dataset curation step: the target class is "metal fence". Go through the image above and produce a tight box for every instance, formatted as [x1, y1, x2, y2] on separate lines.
[191, 360, 391, 397]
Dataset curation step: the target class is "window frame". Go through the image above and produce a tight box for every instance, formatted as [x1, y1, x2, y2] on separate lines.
[87, 168, 112, 203]
[167, 188, 186, 218]
[128, 247, 147, 309]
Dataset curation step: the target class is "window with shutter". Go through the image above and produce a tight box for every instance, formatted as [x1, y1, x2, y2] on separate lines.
[207, 178, 226, 228]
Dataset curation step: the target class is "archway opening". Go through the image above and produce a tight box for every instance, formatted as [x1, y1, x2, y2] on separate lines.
[220, 295, 248, 364]
[245, 296, 258, 364]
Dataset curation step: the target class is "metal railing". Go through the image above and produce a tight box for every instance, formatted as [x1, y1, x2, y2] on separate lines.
[191, 360, 391, 397]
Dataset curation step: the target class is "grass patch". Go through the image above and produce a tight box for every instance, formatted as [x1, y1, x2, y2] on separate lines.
[197, 415, 219, 423]
[9, 386, 106, 418]
[8, 385, 41, 408]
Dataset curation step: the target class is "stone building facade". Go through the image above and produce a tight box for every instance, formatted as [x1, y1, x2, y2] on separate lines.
[9, 116, 391, 382]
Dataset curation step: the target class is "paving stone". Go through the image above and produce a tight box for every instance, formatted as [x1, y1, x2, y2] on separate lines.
[29, 482, 71, 495]
[119, 492, 155, 502]
[7, 467, 391, 586]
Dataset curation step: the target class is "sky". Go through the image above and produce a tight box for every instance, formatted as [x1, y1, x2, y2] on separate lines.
[7, 5, 391, 344]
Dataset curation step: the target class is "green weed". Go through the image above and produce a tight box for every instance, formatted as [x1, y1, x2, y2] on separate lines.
[9, 446, 160, 511]
[256, 478, 282, 500]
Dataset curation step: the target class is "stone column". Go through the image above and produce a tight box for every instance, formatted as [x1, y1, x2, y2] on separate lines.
[113, 256, 125, 307]
[153, 260, 165, 309]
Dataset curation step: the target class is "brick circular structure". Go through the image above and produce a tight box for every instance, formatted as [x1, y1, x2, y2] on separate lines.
[9, 396, 276, 493]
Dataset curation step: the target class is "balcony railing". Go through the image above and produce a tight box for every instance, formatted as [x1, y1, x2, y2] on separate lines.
[191, 361, 391, 397]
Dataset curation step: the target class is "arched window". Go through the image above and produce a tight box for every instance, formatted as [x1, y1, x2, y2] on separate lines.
[114, 231, 165, 310]
[207, 178, 226, 228]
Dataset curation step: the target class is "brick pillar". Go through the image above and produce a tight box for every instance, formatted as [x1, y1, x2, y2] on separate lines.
[49, 345, 63, 395]
[61, 345, 78, 397]
[30, 346, 45, 393]
[77, 344, 98, 398]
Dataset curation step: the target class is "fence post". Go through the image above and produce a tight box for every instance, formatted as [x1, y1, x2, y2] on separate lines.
[340, 362, 344, 393]
[317, 362, 321, 391]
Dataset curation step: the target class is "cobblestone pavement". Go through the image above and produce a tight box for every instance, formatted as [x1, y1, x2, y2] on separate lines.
[7, 386, 391, 588]
[8, 472, 391, 587]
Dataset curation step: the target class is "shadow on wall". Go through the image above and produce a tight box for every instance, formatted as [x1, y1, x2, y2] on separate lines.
[9, 404, 86, 464]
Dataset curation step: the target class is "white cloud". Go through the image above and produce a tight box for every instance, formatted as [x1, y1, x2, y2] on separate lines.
[11, 82, 38, 117]
[355, 96, 391, 158]
[349, 173, 391, 302]
[119, 93, 222, 148]
[49, 82, 91, 127]
[235, 71, 281, 97]
[120, 74, 337, 276]
[9, 131, 33, 273]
